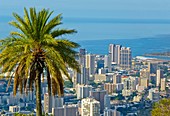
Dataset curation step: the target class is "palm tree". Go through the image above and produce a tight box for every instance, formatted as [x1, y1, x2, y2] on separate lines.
[0, 8, 80, 116]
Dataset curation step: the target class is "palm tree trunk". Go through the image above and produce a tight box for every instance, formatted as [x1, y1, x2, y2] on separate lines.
[35, 70, 42, 116]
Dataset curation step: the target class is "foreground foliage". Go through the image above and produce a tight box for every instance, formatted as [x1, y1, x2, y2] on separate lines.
[151, 98, 170, 116]
[0, 8, 79, 116]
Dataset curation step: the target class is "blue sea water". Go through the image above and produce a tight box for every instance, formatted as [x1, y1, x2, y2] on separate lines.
[1, 17, 170, 59]
[77, 36, 170, 58]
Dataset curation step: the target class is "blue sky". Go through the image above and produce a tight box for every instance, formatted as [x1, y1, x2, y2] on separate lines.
[1, 0, 170, 19]
[1, 0, 170, 40]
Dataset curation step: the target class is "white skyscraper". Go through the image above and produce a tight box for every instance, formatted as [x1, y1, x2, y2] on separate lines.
[81, 97, 100, 116]
[160, 78, 166, 91]
[156, 69, 164, 87]
[104, 55, 109, 68]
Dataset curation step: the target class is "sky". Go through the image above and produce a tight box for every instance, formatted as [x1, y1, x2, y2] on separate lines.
[1, 0, 170, 40]
[1, 0, 170, 19]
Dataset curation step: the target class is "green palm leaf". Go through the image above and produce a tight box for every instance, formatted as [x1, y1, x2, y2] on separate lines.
[0, 8, 80, 116]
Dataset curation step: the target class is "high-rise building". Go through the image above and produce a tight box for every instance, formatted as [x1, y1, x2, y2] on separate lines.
[160, 78, 166, 91]
[79, 48, 86, 66]
[52, 104, 79, 116]
[114, 45, 121, 65]
[77, 84, 92, 99]
[109, 44, 115, 63]
[115, 83, 124, 92]
[104, 55, 109, 68]
[73, 49, 89, 86]
[81, 97, 100, 116]
[120, 47, 132, 70]
[89, 90, 107, 113]
[148, 88, 160, 101]
[109, 44, 121, 65]
[104, 83, 116, 94]
[139, 78, 149, 89]
[140, 68, 150, 79]
[148, 62, 158, 74]
[104, 108, 121, 116]
[98, 68, 106, 74]
[108, 54, 112, 72]
[122, 77, 138, 96]
[113, 73, 121, 84]
[156, 69, 164, 87]
[150, 74, 157, 85]
[74, 65, 89, 86]
[9, 106, 20, 113]
[104, 95, 111, 109]
[52, 97, 64, 108]
[86, 54, 96, 76]
[44, 93, 64, 113]
[79, 48, 86, 55]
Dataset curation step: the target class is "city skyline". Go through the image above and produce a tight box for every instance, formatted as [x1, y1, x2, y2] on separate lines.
[0, 1, 170, 116]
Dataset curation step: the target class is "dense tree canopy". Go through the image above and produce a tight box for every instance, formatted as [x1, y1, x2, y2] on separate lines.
[151, 98, 170, 116]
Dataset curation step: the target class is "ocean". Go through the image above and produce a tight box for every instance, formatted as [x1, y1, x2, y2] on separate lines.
[1, 17, 170, 59]
[77, 37, 170, 58]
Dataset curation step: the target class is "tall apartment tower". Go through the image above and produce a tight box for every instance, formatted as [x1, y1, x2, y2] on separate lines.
[104, 109, 121, 116]
[140, 78, 149, 88]
[140, 68, 150, 79]
[156, 69, 164, 87]
[79, 48, 86, 66]
[73, 49, 90, 86]
[104, 95, 111, 109]
[86, 54, 95, 76]
[74, 65, 89, 85]
[77, 84, 92, 99]
[122, 78, 133, 96]
[113, 73, 121, 84]
[52, 104, 79, 116]
[114, 45, 121, 65]
[120, 47, 132, 70]
[160, 78, 166, 91]
[109, 44, 115, 63]
[89, 90, 107, 113]
[148, 62, 158, 74]
[104, 55, 109, 68]
[109, 44, 121, 65]
[52, 97, 64, 108]
[81, 98, 100, 116]
[108, 53, 112, 72]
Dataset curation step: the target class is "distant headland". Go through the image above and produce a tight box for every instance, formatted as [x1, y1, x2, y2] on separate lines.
[144, 51, 170, 57]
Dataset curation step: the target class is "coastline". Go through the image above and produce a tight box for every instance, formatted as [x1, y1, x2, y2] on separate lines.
[144, 52, 170, 57]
